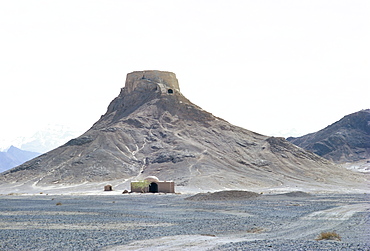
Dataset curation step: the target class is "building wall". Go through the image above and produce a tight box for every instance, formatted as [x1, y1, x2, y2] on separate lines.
[130, 181, 175, 193]
[157, 181, 175, 193]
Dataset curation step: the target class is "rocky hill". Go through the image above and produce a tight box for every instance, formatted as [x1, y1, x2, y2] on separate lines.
[0, 71, 366, 192]
[287, 110, 370, 163]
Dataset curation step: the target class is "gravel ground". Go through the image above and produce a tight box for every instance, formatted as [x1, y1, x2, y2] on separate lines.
[0, 192, 369, 250]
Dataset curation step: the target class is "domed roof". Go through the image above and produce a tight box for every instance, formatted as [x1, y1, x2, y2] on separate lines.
[144, 176, 160, 182]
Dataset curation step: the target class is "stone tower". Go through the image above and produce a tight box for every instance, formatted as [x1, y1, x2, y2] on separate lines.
[124, 70, 180, 95]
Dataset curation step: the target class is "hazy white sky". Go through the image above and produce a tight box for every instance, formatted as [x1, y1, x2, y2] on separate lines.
[0, 0, 369, 141]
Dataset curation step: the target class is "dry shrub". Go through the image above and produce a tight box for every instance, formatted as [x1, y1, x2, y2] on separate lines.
[247, 227, 265, 233]
[56, 202, 62, 206]
[315, 231, 341, 241]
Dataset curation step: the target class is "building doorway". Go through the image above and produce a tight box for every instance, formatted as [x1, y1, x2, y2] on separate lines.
[149, 182, 158, 193]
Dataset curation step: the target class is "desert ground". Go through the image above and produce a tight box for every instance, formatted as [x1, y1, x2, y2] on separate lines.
[0, 190, 369, 250]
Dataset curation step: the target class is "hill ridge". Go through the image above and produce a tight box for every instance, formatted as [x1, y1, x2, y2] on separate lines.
[0, 71, 366, 192]
[287, 109, 370, 163]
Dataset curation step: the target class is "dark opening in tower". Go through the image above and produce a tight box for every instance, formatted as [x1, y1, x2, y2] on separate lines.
[168, 89, 173, 94]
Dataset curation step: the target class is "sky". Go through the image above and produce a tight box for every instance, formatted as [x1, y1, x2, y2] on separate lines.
[0, 0, 369, 143]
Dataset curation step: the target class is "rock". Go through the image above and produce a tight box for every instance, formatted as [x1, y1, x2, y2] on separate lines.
[185, 190, 261, 201]
[0, 71, 365, 191]
[287, 109, 370, 163]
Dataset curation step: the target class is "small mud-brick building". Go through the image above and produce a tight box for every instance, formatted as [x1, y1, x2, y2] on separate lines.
[131, 176, 175, 193]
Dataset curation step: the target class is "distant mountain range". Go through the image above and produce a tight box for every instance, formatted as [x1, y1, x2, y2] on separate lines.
[0, 124, 82, 173]
[0, 124, 83, 153]
[0, 146, 40, 173]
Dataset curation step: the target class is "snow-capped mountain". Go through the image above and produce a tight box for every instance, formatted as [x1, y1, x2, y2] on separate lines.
[0, 124, 84, 153]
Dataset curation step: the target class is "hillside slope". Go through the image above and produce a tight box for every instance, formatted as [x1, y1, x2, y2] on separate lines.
[0, 71, 366, 192]
[287, 110, 370, 163]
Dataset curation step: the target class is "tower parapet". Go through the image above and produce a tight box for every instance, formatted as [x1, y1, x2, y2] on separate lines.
[125, 70, 180, 95]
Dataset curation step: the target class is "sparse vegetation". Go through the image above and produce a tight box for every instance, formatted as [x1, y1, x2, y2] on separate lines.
[247, 227, 265, 233]
[315, 231, 341, 241]
[56, 202, 62, 206]
[131, 180, 151, 193]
